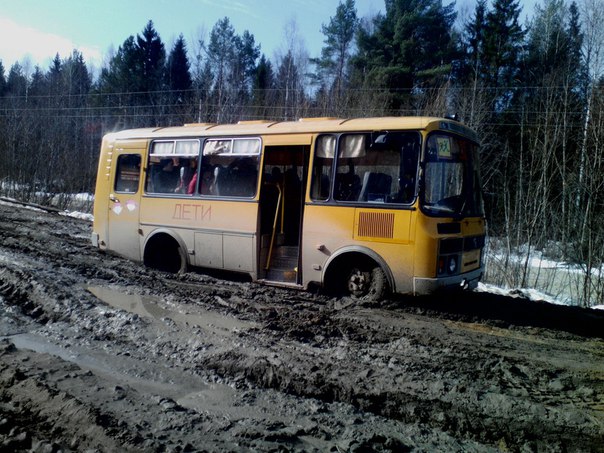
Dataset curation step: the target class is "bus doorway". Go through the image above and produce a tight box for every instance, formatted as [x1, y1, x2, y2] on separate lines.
[259, 145, 309, 285]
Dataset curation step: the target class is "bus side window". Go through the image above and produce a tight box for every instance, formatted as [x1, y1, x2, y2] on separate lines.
[201, 138, 260, 198]
[114, 154, 141, 193]
[311, 134, 335, 201]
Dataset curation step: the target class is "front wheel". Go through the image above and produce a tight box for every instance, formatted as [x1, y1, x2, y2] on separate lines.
[343, 263, 388, 302]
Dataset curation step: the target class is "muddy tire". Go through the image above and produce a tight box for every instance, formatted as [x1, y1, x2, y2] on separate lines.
[343, 263, 389, 302]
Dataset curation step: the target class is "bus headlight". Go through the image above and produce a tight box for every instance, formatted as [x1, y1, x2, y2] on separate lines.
[448, 256, 457, 274]
[437, 254, 459, 276]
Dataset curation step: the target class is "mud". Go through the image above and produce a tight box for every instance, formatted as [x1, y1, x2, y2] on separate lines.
[0, 199, 603, 452]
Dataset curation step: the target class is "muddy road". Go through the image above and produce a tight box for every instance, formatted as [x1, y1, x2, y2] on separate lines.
[0, 200, 603, 452]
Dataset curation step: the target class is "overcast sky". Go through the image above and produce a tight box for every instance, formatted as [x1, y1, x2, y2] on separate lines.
[0, 0, 537, 77]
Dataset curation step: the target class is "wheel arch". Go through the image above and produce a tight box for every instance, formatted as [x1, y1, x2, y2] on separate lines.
[321, 246, 395, 292]
[143, 228, 189, 272]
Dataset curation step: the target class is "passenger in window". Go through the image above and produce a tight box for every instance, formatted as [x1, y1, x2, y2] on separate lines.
[177, 158, 197, 194]
[154, 158, 180, 193]
[336, 163, 361, 201]
[199, 167, 216, 195]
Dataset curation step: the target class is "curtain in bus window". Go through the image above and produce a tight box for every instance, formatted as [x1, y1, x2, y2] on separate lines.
[340, 135, 366, 158]
[151, 141, 174, 155]
[316, 135, 336, 158]
[233, 139, 260, 154]
[175, 140, 200, 155]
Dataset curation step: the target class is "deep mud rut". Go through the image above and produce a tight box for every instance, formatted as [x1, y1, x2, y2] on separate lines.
[0, 200, 603, 452]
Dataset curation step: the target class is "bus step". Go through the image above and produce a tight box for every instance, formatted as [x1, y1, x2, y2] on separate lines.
[266, 268, 297, 283]
[270, 247, 298, 266]
[266, 246, 298, 283]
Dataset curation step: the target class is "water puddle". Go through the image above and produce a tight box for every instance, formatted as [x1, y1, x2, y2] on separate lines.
[87, 286, 256, 335]
[4, 332, 206, 398]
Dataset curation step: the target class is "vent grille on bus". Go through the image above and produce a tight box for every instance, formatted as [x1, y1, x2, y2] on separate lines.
[358, 212, 395, 238]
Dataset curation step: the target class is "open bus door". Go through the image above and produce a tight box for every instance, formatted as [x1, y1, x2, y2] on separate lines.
[259, 145, 309, 285]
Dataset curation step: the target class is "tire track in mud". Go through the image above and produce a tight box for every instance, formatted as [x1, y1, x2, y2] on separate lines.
[199, 303, 604, 452]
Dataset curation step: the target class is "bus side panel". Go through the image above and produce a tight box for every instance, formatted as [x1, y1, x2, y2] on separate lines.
[139, 198, 258, 275]
[302, 204, 417, 294]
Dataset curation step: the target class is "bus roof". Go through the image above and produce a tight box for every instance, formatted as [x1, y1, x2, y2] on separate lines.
[106, 116, 477, 142]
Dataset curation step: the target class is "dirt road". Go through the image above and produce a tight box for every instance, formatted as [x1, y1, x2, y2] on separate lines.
[0, 199, 603, 452]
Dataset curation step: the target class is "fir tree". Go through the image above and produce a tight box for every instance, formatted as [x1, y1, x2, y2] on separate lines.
[167, 35, 193, 96]
[0, 60, 8, 97]
[482, 0, 525, 107]
[252, 54, 275, 118]
[6, 62, 27, 97]
[463, 0, 488, 80]
[137, 20, 166, 93]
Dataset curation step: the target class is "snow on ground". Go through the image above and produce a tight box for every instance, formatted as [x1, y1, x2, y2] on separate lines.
[476, 282, 572, 306]
[61, 210, 94, 222]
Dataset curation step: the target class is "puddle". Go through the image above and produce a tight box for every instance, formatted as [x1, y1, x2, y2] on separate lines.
[4, 332, 207, 400]
[3, 332, 284, 421]
[87, 286, 256, 335]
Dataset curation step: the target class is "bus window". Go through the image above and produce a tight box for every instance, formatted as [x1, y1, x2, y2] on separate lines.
[334, 132, 419, 204]
[200, 138, 260, 198]
[114, 154, 141, 193]
[310, 134, 335, 201]
[145, 140, 200, 195]
[423, 134, 483, 217]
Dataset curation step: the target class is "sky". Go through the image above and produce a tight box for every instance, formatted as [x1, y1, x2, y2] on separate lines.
[0, 0, 537, 77]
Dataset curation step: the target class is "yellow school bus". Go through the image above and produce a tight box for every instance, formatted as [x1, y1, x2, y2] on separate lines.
[91, 117, 485, 299]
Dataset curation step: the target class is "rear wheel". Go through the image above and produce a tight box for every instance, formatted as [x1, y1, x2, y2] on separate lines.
[144, 235, 187, 274]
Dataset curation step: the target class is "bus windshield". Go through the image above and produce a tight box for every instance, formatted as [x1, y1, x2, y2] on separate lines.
[422, 133, 483, 218]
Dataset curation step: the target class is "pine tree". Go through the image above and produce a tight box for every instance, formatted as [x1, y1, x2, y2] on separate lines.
[311, 0, 358, 101]
[351, 0, 458, 112]
[98, 35, 140, 93]
[204, 17, 260, 121]
[28, 66, 46, 100]
[275, 50, 304, 119]
[567, 1, 588, 93]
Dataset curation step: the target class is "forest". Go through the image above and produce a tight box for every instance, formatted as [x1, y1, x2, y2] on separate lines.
[0, 0, 602, 306]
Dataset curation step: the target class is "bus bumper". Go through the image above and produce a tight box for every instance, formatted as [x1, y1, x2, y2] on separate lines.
[413, 267, 483, 295]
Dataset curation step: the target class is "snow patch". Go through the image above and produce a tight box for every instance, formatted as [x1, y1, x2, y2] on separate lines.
[61, 211, 94, 222]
